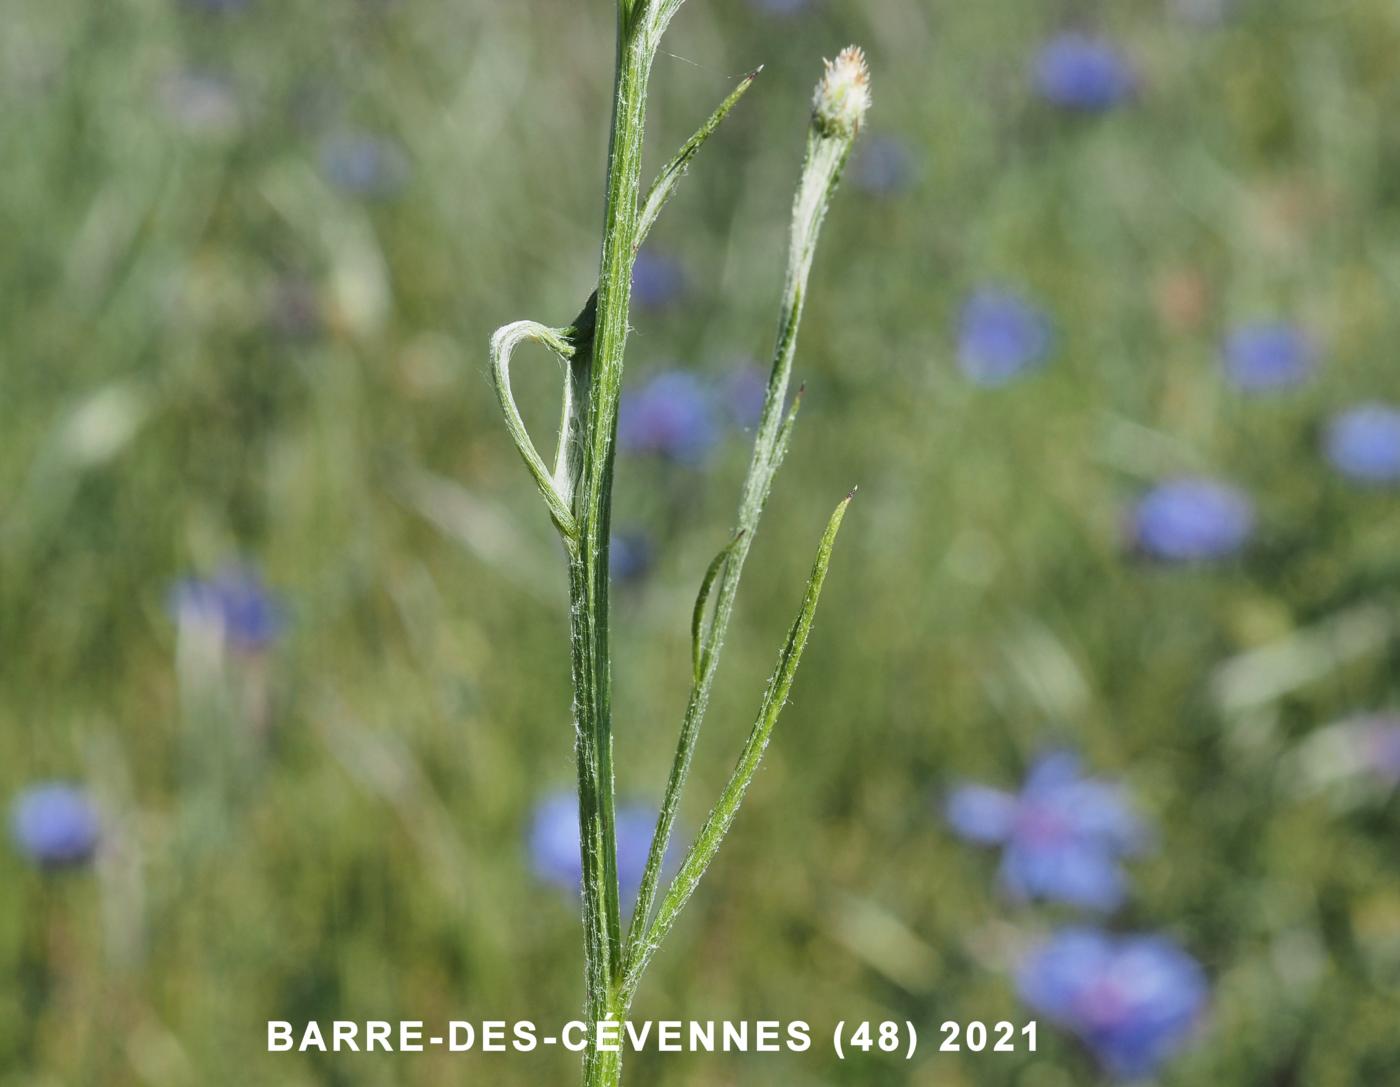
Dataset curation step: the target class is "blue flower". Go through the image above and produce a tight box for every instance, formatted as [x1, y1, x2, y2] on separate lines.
[319, 133, 408, 199]
[1362, 718, 1400, 784]
[1330, 715, 1400, 785]
[10, 784, 100, 868]
[748, 0, 811, 14]
[1323, 403, 1400, 484]
[1221, 322, 1316, 391]
[1033, 35, 1135, 112]
[849, 135, 916, 197]
[528, 792, 673, 899]
[631, 250, 687, 310]
[956, 288, 1054, 386]
[610, 531, 654, 584]
[170, 566, 284, 652]
[617, 371, 719, 464]
[945, 753, 1148, 912]
[1129, 478, 1254, 562]
[1018, 928, 1207, 1080]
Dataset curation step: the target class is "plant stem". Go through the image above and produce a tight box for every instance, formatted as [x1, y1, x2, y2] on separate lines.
[573, 11, 655, 1087]
[488, 12, 863, 1084]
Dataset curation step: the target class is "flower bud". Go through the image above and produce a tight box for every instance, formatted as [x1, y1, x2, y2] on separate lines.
[812, 45, 871, 138]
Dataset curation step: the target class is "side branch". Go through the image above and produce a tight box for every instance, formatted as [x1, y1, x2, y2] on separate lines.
[623, 49, 870, 976]
[624, 493, 854, 999]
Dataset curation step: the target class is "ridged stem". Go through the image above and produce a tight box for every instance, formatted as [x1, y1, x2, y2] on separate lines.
[574, 11, 655, 1087]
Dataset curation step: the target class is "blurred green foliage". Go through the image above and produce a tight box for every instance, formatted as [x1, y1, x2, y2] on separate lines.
[5, 0, 1400, 1083]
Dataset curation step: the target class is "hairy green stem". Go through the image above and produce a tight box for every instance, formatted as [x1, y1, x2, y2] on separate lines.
[488, 34, 758, 1087]
[573, 9, 657, 1086]
[487, 14, 866, 1083]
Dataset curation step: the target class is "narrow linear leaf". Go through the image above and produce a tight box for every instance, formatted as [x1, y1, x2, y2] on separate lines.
[625, 492, 854, 997]
[544, 69, 755, 388]
[489, 319, 579, 543]
[766, 383, 805, 498]
[636, 68, 761, 248]
[623, 386, 804, 961]
[691, 532, 745, 683]
[644, 0, 700, 61]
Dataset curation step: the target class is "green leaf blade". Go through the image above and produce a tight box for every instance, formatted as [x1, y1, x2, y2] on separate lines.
[635, 68, 761, 248]
[623, 492, 854, 998]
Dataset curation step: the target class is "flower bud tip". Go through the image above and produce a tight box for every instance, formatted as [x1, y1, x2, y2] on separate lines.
[813, 45, 871, 138]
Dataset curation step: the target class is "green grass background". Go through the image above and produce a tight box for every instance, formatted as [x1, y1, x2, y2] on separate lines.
[5, 0, 1400, 1082]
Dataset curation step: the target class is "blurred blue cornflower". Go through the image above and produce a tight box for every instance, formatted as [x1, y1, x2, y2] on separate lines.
[170, 566, 284, 652]
[1129, 478, 1254, 562]
[1323, 403, 1400, 485]
[319, 132, 409, 199]
[1018, 927, 1207, 1080]
[631, 249, 687, 310]
[1221, 322, 1316, 391]
[1361, 718, 1400, 784]
[610, 531, 655, 584]
[617, 370, 719, 464]
[748, 0, 811, 14]
[722, 363, 768, 431]
[849, 134, 916, 198]
[1033, 35, 1135, 112]
[945, 752, 1148, 912]
[10, 783, 100, 868]
[1295, 714, 1400, 796]
[1325, 714, 1400, 786]
[956, 288, 1054, 386]
[529, 791, 673, 900]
